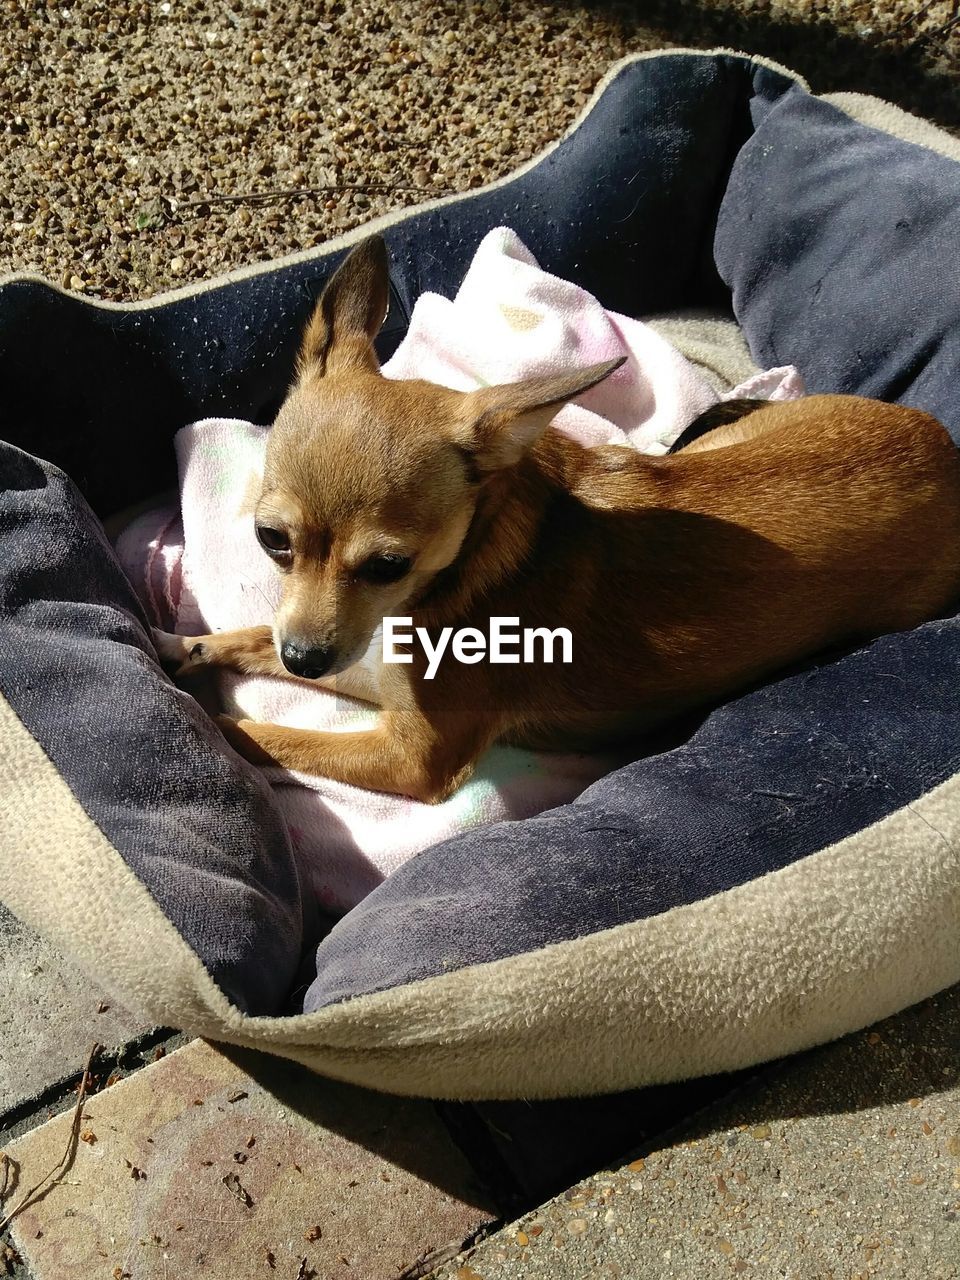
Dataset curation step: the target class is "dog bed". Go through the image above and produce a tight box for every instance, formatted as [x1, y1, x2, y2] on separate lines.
[1, 48, 959, 1099]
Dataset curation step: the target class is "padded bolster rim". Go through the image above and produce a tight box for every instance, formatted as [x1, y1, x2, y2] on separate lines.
[3, 685, 956, 1101]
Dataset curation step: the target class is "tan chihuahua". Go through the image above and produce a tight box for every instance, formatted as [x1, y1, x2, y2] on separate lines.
[156, 235, 960, 802]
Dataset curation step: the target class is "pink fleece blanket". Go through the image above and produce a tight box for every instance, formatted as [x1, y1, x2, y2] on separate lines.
[117, 228, 803, 913]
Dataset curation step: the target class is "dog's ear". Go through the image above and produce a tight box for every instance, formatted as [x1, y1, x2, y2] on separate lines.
[297, 235, 390, 378]
[457, 357, 625, 471]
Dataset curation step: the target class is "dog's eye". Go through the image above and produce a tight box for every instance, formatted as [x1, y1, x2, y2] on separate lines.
[357, 553, 412, 584]
[256, 525, 291, 554]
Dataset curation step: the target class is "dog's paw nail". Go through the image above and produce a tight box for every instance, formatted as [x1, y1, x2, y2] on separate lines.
[152, 629, 212, 678]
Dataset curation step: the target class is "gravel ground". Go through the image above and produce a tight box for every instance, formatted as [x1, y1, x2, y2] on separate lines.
[2, 0, 959, 302]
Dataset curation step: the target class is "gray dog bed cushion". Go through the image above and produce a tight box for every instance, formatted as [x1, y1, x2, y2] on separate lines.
[1, 49, 959, 1099]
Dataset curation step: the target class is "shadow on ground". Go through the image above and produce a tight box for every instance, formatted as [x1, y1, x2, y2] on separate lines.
[211, 1043, 495, 1214]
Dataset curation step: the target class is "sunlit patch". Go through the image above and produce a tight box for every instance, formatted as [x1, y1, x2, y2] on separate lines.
[443, 746, 549, 823]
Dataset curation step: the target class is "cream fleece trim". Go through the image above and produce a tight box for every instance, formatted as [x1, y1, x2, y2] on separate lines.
[821, 92, 960, 163]
[2, 689, 957, 1100]
[0, 48, 805, 305]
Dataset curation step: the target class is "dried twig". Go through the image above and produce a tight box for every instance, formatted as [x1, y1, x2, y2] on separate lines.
[916, 29, 959, 60]
[887, 0, 943, 37]
[891, 0, 960, 61]
[923, 12, 960, 41]
[172, 181, 453, 212]
[397, 1221, 495, 1280]
[0, 1043, 100, 1235]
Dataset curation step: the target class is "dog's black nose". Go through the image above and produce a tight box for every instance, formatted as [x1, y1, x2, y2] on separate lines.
[280, 641, 335, 680]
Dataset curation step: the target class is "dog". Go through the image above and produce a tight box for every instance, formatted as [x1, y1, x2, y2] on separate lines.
[155, 235, 960, 802]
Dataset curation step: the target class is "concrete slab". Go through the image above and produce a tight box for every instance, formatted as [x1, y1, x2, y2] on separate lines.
[437, 985, 960, 1279]
[4, 1038, 495, 1280]
[0, 904, 153, 1114]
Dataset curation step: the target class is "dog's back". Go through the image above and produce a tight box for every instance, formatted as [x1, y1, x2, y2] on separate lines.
[510, 395, 960, 749]
[664, 394, 960, 630]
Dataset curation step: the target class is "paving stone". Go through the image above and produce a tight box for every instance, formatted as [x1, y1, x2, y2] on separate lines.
[0, 904, 153, 1115]
[4, 1038, 495, 1280]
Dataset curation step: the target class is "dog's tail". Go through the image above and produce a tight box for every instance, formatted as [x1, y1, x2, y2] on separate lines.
[668, 398, 770, 454]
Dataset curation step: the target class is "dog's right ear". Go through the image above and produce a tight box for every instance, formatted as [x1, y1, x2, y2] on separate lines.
[297, 235, 390, 379]
[456, 357, 626, 472]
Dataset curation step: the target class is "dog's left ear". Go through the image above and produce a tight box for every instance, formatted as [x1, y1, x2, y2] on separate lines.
[457, 357, 626, 471]
[297, 235, 390, 378]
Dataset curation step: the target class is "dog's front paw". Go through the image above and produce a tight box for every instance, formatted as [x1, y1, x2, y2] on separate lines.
[153, 628, 210, 678]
